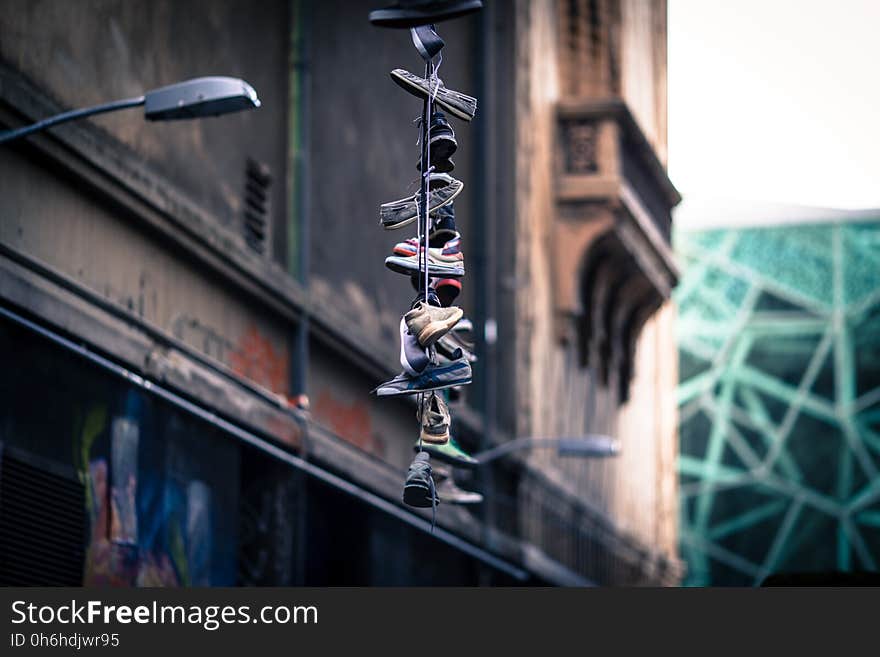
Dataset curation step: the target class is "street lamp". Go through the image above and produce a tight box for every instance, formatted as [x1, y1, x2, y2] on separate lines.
[474, 435, 620, 465]
[0, 76, 260, 145]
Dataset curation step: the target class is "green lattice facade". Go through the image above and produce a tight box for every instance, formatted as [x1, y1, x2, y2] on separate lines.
[674, 218, 880, 585]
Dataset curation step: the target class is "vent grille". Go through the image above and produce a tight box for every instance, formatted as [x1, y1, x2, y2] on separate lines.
[0, 446, 86, 585]
[243, 158, 272, 254]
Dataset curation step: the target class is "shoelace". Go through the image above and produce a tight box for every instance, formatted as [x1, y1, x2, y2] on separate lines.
[409, 451, 438, 531]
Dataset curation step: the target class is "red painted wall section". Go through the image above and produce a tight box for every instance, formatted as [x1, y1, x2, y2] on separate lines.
[312, 388, 385, 458]
[228, 325, 290, 395]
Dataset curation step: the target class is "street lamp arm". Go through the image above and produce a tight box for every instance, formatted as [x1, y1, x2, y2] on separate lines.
[474, 437, 542, 464]
[473, 435, 620, 464]
[0, 95, 145, 145]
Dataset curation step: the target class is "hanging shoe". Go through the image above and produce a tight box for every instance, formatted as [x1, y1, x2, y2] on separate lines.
[434, 277, 461, 306]
[409, 286, 442, 309]
[403, 452, 439, 510]
[451, 317, 475, 351]
[411, 24, 445, 60]
[433, 464, 483, 505]
[392, 227, 461, 255]
[399, 317, 431, 376]
[385, 243, 465, 278]
[418, 156, 454, 174]
[436, 334, 476, 363]
[429, 201, 458, 245]
[415, 434, 478, 468]
[390, 68, 477, 122]
[372, 356, 471, 397]
[370, 0, 483, 29]
[409, 274, 458, 304]
[379, 173, 463, 230]
[416, 111, 457, 172]
[389, 232, 464, 275]
[405, 300, 463, 347]
[419, 391, 450, 444]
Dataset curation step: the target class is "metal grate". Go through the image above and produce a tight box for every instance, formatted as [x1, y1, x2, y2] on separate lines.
[243, 158, 272, 254]
[0, 445, 86, 585]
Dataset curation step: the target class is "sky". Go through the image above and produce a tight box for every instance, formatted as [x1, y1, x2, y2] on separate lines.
[668, 0, 880, 219]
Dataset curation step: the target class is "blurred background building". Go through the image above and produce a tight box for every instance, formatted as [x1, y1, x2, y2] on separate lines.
[675, 200, 880, 585]
[0, 0, 681, 586]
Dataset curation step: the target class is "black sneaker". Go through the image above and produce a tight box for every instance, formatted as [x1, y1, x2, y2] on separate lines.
[410, 24, 444, 60]
[403, 452, 439, 509]
[428, 112, 457, 159]
[429, 201, 458, 245]
[370, 0, 483, 29]
[418, 156, 454, 174]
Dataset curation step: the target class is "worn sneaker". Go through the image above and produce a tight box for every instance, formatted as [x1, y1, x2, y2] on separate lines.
[399, 317, 430, 376]
[403, 452, 439, 510]
[415, 435, 478, 468]
[416, 111, 457, 172]
[437, 333, 476, 363]
[418, 156, 454, 174]
[409, 274, 461, 306]
[429, 201, 458, 244]
[372, 357, 471, 397]
[370, 0, 483, 29]
[435, 277, 461, 306]
[405, 301, 463, 347]
[419, 391, 450, 444]
[379, 174, 463, 230]
[385, 245, 465, 278]
[390, 68, 477, 122]
[409, 287, 442, 309]
[433, 464, 483, 505]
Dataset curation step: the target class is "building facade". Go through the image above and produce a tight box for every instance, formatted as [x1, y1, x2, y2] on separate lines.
[0, 0, 681, 586]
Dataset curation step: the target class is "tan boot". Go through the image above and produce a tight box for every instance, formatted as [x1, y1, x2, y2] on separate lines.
[405, 301, 464, 347]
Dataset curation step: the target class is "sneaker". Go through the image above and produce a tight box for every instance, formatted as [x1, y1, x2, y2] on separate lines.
[437, 331, 476, 363]
[399, 317, 430, 376]
[418, 156, 454, 174]
[419, 391, 450, 444]
[379, 174, 463, 230]
[409, 287, 442, 309]
[416, 111, 457, 172]
[370, 0, 483, 29]
[405, 300, 463, 347]
[415, 435, 478, 468]
[390, 69, 477, 122]
[410, 24, 444, 60]
[429, 202, 458, 245]
[372, 357, 471, 397]
[451, 317, 476, 351]
[393, 224, 461, 255]
[403, 452, 439, 509]
[433, 464, 483, 505]
[434, 277, 461, 306]
[385, 247, 464, 278]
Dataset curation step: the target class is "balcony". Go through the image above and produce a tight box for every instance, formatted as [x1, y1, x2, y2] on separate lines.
[553, 98, 680, 400]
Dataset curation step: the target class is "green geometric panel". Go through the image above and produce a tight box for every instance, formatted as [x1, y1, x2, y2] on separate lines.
[674, 217, 880, 586]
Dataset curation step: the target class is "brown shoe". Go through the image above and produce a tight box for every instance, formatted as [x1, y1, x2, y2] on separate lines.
[418, 391, 450, 444]
[405, 301, 464, 347]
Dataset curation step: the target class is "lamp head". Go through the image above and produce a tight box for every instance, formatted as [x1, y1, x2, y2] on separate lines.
[144, 76, 260, 121]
